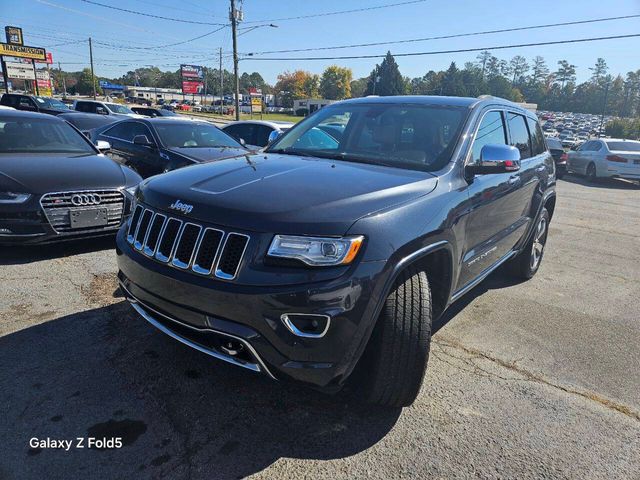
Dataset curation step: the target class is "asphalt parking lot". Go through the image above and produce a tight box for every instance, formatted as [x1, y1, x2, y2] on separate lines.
[1, 174, 639, 480]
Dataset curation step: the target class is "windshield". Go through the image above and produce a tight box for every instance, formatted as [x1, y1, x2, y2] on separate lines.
[154, 122, 244, 148]
[106, 103, 135, 114]
[606, 141, 640, 152]
[266, 103, 468, 172]
[0, 117, 95, 154]
[34, 97, 69, 110]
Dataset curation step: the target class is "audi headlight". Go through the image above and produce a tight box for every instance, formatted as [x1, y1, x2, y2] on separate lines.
[267, 235, 364, 266]
[0, 192, 31, 204]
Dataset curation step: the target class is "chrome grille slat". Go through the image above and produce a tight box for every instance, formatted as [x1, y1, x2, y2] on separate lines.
[40, 189, 125, 234]
[125, 205, 249, 281]
[155, 218, 183, 263]
[143, 214, 166, 257]
[171, 223, 202, 269]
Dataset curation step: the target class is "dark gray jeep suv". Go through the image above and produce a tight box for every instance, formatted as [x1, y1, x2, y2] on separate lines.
[117, 96, 556, 407]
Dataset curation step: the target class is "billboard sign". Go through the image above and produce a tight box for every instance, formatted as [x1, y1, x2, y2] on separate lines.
[0, 43, 46, 61]
[250, 95, 262, 114]
[5, 61, 35, 80]
[180, 64, 204, 95]
[36, 52, 53, 64]
[5, 26, 23, 46]
[99, 80, 124, 91]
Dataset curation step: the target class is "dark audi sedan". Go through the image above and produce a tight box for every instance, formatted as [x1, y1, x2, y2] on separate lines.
[91, 118, 249, 178]
[0, 110, 141, 245]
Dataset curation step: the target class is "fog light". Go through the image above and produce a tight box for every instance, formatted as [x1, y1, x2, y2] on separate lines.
[0, 228, 13, 234]
[281, 313, 331, 338]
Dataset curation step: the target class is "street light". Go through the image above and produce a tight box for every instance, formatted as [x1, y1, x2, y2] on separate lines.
[238, 23, 278, 37]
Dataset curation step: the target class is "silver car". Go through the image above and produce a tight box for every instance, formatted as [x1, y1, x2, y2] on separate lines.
[567, 138, 640, 182]
[221, 120, 294, 150]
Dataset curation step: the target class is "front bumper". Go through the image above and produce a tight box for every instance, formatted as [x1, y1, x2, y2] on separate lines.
[116, 227, 388, 390]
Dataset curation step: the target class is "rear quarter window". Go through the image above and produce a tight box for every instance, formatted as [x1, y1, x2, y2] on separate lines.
[507, 113, 532, 160]
[527, 117, 546, 156]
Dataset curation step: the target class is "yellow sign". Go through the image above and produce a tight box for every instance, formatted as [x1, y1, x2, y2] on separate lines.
[250, 97, 262, 106]
[0, 43, 46, 61]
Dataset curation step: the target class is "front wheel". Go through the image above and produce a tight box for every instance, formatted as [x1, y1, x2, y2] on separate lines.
[507, 208, 549, 279]
[350, 267, 432, 408]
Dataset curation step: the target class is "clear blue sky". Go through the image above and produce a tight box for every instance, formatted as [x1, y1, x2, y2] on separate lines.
[1, 0, 639, 83]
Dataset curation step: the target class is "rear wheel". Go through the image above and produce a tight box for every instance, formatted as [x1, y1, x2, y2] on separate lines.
[586, 162, 597, 183]
[350, 267, 432, 408]
[507, 208, 549, 279]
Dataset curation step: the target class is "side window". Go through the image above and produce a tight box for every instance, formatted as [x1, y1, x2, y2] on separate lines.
[579, 141, 592, 151]
[75, 102, 92, 113]
[507, 113, 532, 160]
[527, 117, 546, 156]
[129, 122, 154, 142]
[103, 122, 134, 141]
[590, 141, 602, 152]
[225, 124, 254, 144]
[470, 111, 506, 164]
[19, 97, 35, 108]
[254, 125, 274, 147]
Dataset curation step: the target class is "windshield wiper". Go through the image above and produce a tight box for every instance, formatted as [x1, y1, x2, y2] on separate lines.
[267, 148, 316, 158]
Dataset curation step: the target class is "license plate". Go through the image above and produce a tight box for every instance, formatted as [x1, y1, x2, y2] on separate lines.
[69, 208, 108, 229]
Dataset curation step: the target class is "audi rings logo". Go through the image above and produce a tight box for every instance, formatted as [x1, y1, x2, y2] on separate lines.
[71, 193, 102, 206]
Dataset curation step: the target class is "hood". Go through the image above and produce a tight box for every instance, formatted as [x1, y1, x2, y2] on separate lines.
[139, 153, 438, 235]
[171, 147, 250, 163]
[0, 153, 128, 194]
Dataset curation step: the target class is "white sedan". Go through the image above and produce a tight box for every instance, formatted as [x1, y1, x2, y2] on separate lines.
[567, 138, 640, 183]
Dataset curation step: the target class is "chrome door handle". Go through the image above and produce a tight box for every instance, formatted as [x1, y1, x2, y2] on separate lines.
[508, 175, 520, 184]
[536, 165, 546, 172]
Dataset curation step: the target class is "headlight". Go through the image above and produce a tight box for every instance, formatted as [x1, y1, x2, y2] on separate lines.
[123, 186, 138, 212]
[0, 192, 31, 204]
[267, 235, 364, 266]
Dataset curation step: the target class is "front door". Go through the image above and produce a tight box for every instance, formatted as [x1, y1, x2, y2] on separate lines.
[457, 109, 527, 291]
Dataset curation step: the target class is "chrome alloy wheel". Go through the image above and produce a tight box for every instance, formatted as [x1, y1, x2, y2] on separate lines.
[530, 216, 547, 270]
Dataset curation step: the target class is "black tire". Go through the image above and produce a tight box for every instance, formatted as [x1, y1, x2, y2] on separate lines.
[507, 208, 550, 280]
[350, 267, 432, 408]
[586, 162, 597, 183]
[556, 168, 565, 180]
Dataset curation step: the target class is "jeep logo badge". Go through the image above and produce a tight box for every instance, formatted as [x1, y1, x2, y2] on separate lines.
[169, 200, 193, 215]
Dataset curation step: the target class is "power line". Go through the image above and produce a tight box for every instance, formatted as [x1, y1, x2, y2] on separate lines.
[245, 14, 640, 55]
[78, 0, 226, 25]
[93, 25, 228, 50]
[241, 33, 640, 61]
[242, 0, 428, 24]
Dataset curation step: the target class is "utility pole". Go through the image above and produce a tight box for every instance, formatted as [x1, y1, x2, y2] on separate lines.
[219, 46, 223, 115]
[88, 37, 96, 99]
[58, 61, 67, 97]
[230, 0, 240, 120]
[598, 81, 610, 138]
[31, 59, 39, 95]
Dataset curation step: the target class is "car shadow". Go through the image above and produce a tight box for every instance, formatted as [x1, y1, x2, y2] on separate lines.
[432, 267, 525, 334]
[0, 299, 401, 479]
[560, 173, 640, 190]
[0, 235, 116, 266]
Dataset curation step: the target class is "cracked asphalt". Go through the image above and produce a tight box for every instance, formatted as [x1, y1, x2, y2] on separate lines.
[1, 174, 639, 479]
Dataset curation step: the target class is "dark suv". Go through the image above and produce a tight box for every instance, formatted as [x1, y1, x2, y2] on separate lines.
[0, 94, 70, 115]
[117, 96, 556, 407]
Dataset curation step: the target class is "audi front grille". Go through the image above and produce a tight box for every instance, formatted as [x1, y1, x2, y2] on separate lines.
[127, 204, 250, 281]
[40, 190, 125, 233]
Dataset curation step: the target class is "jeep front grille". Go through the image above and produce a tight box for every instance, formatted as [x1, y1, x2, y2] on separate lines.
[127, 205, 250, 281]
[40, 190, 124, 233]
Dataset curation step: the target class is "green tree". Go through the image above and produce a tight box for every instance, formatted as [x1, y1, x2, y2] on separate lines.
[509, 55, 529, 85]
[75, 68, 101, 96]
[589, 58, 608, 86]
[365, 51, 405, 96]
[319, 65, 353, 100]
[350, 77, 368, 98]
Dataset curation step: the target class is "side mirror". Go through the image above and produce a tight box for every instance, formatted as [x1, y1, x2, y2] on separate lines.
[95, 140, 111, 152]
[133, 135, 155, 147]
[267, 130, 281, 144]
[466, 144, 521, 176]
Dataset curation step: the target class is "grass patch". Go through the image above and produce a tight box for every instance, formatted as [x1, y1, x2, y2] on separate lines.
[178, 110, 302, 124]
